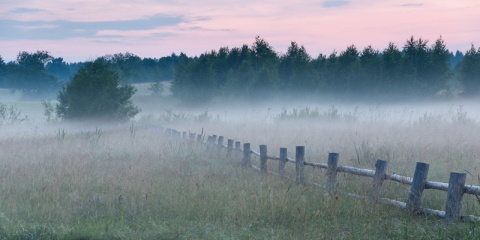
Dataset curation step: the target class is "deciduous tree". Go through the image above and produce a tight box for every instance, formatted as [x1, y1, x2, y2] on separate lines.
[7, 51, 58, 98]
[56, 59, 140, 121]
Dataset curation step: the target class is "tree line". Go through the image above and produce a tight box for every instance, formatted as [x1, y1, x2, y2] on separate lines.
[0, 36, 479, 104]
[0, 51, 185, 99]
[172, 36, 480, 104]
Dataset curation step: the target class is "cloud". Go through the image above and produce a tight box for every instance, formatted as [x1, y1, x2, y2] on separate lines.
[401, 3, 424, 7]
[191, 16, 211, 22]
[186, 26, 231, 32]
[15, 24, 57, 30]
[323, 0, 350, 8]
[7, 8, 46, 14]
[0, 14, 184, 40]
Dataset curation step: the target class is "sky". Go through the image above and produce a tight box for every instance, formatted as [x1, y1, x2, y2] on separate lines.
[1, 0, 479, 62]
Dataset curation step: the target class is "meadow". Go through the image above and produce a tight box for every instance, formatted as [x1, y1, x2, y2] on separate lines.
[0, 90, 480, 239]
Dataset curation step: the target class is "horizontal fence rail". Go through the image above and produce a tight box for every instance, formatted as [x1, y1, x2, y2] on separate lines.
[164, 128, 480, 224]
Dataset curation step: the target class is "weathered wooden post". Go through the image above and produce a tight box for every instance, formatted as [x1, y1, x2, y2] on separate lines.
[445, 172, 466, 223]
[227, 139, 234, 158]
[295, 146, 305, 184]
[212, 135, 217, 146]
[372, 160, 388, 201]
[235, 141, 241, 162]
[206, 136, 213, 151]
[260, 145, 268, 174]
[196, 134, 202, 143]
[242, 143, 251, 167]
[218, 136, 224, 150]
[189, 133, 195, 142]
[326, 153, 339, 196]
[406, 162, 430, 213]
[279, 148, 287, 177]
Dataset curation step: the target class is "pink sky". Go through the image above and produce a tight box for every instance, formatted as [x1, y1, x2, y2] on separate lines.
[1, 0, 479, 62]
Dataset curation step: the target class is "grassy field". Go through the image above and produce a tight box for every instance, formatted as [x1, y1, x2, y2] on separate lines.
[1, 89, 480, 239]
[0, 125, 479, 239]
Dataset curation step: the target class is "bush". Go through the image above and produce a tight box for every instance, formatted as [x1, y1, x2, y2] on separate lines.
[56, 59, 140, 121]
[0, 103, 28, 124]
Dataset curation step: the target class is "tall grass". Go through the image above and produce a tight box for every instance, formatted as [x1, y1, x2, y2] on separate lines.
[276, 106, 358, 122]
[1, 100, 480, 239]
[138, 110, 218, 125]
[0, 123, 479, 239]
[0, 102, 28, 124]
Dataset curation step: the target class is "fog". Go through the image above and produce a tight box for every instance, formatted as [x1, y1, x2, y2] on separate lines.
[3, 85, 480, 135]
[2, 86, 480, 180]
[1, 86, 480, 238]
[135, 94, 480, 125]
[125, 90, 480, 184]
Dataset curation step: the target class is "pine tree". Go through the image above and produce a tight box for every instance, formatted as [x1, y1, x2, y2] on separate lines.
[458, 44, 480, 95]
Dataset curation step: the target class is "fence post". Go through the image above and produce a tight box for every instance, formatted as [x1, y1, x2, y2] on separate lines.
[189, 133, 195, 142]
[326, 153, 339, 196]
[295, 146, 305, 184]
[182, 132, 187, 140]
[212, 135, 217, 146]
[206, 136, 213, 151]
[445, 172, 466, 223]
[406, 162, 430, 213]
[196, 134, 202, 143]
[279, 148, 287, 177]
[372, 160, 388, 201]
[260, 145, 268, 174]
[243, 143, 251, 167]
[227, 139, 234, 158]
[235, 141, 241, 162]
[218, 136, 224, 150]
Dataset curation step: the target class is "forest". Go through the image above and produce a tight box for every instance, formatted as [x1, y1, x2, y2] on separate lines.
[0, 36, 479, 104]
[171, 36, 479, 104]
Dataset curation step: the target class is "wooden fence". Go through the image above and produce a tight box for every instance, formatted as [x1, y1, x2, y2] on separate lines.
[164, 128, 480, 223]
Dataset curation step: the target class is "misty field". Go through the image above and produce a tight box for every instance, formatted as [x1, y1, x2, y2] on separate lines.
[1, 97, 480, 239]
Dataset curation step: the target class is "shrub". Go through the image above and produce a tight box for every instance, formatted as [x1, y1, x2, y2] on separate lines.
[56, 59, 140, 121]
